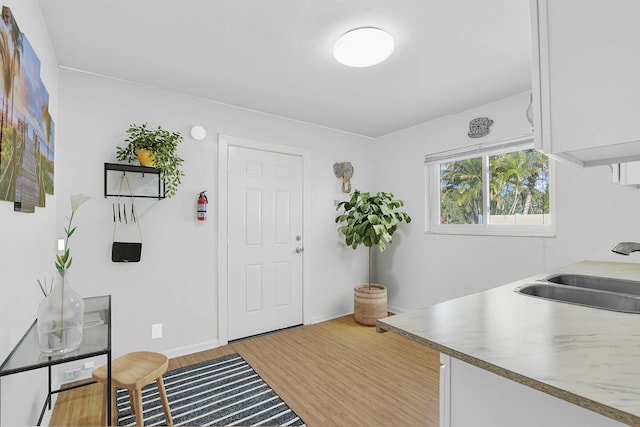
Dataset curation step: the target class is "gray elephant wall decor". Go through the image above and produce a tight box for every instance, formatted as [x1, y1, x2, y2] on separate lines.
[333, 162, 354, 193]
[468, 117, 493, 138]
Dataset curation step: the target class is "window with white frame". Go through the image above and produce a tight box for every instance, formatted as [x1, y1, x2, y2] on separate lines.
[425, 135, 555, 237]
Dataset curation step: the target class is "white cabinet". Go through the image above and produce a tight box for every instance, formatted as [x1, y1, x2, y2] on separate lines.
[440, 354, 625, 427]
[530, 0, 640, 166]
[612, 161, 640, 187]
[439, 355, 450, 427]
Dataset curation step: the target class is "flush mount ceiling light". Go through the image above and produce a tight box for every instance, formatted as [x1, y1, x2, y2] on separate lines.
[333, 27, 394, 67]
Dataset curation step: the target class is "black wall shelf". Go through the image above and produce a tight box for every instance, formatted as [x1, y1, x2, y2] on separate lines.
[104, 163, 165, 199]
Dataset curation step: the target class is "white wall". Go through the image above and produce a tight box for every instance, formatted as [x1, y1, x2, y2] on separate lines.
[5, 9, 640, 425]
[0, 2, 59, 426]
[55, 68, 374, 361]
[372, 91, 640, 312]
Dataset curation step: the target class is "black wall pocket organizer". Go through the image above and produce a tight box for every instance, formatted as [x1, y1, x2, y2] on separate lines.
[112, 175, 143, 262]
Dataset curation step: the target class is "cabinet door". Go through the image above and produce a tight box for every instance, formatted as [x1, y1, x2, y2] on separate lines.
[531, 0, 640, 166]
[613, 161, 640, 187]
[446, 357, 626, 427]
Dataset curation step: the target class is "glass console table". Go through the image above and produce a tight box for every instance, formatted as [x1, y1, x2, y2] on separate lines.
[0, 295, 111, 426]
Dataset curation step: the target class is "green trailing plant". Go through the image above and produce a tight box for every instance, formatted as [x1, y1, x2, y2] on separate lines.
[116, 123, 185, 198]
[335, 189, 411, 289]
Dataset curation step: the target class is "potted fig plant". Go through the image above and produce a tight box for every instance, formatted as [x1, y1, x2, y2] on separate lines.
[116, 123, 184, 198]
[335, 189, 411, 325]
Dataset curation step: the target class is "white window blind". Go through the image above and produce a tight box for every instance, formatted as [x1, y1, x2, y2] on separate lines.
[424, 134, 534, 164]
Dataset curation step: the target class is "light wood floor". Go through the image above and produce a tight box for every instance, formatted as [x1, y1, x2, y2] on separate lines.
[50, 315, 440, 426]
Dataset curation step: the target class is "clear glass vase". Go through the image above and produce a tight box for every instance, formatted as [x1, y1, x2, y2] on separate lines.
[37, 272, 85, 355]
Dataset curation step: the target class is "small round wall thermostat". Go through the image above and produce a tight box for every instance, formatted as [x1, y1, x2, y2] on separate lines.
[190, 125, 207, 141]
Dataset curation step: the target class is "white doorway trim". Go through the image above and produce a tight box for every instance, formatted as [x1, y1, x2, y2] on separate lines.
[217, 134, 311, 346]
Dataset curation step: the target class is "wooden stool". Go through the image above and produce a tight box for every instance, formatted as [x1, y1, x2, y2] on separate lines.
[92, 351, 173, 426]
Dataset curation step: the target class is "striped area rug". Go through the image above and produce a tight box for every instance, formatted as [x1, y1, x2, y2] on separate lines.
[116, 353, 306, 426]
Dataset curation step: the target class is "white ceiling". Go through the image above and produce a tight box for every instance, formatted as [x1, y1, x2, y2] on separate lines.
[37, 0, 532, 138]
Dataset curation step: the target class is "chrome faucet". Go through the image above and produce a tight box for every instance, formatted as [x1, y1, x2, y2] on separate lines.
[611, 242, 640, 256]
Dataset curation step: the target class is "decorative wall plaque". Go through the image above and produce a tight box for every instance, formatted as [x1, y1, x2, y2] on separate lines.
[467, 117, 493, 138]
[333, 161, 354, 193]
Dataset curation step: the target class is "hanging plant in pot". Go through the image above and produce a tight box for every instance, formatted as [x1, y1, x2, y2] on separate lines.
[115, 123, 184, 198]
[335, 189, 411, 326]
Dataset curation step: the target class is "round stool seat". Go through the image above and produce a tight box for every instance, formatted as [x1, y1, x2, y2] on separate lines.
[93, 351, 173, 426]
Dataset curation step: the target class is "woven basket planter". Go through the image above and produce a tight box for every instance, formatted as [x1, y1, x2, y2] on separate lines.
[353, 284, 387, 326]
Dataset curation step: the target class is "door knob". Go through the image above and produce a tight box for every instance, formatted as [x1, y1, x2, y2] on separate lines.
[295, 247, 304, 253]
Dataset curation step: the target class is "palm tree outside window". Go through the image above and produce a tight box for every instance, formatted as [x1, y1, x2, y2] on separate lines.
[426, 135, 555, 237]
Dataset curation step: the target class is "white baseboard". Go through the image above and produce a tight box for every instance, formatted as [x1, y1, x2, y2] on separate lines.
[162, 339, 220, 359]
[310, 305, 409, 325]
[69, 307, 408, 371]
[310, 309, 353, 324]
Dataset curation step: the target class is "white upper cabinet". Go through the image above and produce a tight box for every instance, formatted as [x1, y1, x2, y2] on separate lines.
[530, 0, 640, 166]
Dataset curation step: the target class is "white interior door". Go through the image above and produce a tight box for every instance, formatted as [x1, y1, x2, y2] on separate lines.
[227, 146, 303, 340]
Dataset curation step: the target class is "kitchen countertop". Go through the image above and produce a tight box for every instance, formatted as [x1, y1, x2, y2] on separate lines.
[377, 261, 640, 425]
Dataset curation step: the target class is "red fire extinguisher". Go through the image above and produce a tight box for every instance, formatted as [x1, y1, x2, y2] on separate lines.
[197, 191, 208, 221]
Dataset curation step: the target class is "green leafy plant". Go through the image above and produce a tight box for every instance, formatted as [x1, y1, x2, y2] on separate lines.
[116, 123, 185, 198]
[335, 189, 411, 289]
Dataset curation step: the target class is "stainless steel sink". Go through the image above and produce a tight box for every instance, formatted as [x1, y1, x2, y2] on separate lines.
[514, 276, 640, 314]
[546, 274, 640, 296]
